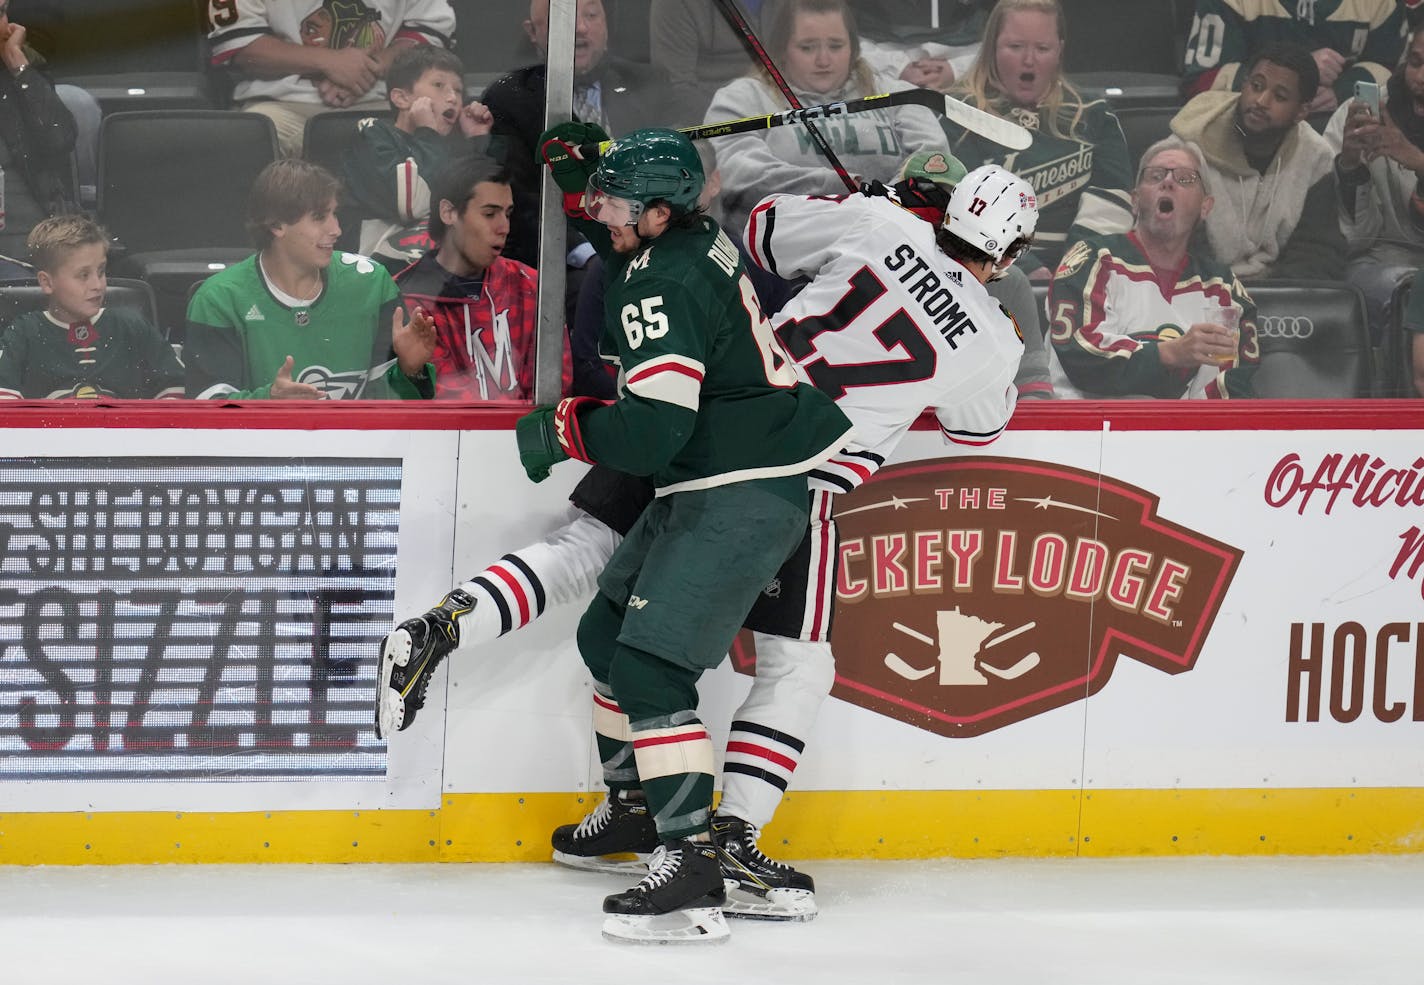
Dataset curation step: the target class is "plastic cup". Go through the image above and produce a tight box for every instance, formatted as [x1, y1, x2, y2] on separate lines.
[1203, 303, 1240, 365]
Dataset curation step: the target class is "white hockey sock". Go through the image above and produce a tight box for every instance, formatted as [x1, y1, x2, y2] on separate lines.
[717, 635, 835, 829]
[453, 510, 621, 647]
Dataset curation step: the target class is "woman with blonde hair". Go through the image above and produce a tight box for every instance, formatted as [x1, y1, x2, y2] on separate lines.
[949, 0, 1132, 276]
[705, 0, 946, 239]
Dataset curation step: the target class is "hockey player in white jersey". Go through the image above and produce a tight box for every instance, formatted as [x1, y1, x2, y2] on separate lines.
[376, 161, 1038, 929]
[747, 163, 1039, 496]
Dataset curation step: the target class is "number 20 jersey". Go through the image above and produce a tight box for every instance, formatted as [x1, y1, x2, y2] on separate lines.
[746, 192, 1024, 494]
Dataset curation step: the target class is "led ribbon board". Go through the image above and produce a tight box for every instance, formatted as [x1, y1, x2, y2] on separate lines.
[0, 457, 401, 781]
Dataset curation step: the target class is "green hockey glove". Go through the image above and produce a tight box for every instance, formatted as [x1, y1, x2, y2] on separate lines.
[538, 121, 611, 194]
[514, 406, 568, 483]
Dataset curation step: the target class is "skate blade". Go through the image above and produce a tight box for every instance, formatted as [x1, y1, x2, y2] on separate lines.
[601, 907, 730, 945]
[374, 629, 413, 740]
[552, 849, 652, 875]
[721, 881, 818, 922]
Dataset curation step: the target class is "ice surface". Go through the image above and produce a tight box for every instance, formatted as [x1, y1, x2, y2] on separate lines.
[1, 855, 1420, 984]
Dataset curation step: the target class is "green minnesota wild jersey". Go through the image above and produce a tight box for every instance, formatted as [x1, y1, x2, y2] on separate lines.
[185, 252, 433, 400]
[0, 307, 184, 399]
[579, 215, 852, 494]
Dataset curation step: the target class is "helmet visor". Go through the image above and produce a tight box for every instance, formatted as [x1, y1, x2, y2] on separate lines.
[585, 181, 644, 227]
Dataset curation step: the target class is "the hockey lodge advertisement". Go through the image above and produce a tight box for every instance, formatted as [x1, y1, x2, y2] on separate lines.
[1, 420, 1421, 829]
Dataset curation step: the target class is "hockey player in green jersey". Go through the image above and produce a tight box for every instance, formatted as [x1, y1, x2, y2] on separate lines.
[185, 158, 436, 400]
[515, 123, 851, 944]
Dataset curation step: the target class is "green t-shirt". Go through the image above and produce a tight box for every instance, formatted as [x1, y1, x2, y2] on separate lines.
[185, 252, 433, 400]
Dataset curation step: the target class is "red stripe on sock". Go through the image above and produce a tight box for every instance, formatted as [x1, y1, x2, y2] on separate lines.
[726, 740, 798, 772]
[633, 729, 709, 749]
[490, 563, 531, 626]
[592, 692, 621, 714]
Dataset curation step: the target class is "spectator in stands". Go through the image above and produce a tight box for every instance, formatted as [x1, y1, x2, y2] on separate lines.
[650, 0, 782, 125]
[1171, 42, 1345, 282]
[1325, 23, 1424, 343]
[186, 158, 436, 400]
[0, 215, 182, 399]
[394, 155, 570, 400]
[705, 0, 946, 242]
[481, 0, 671, 271]
[1047, 137, 1259, 400]
[948, 0, 1133, 278]
[849, 0, 992, 91]
[342, 44, 496, 272]
[1399, 266, 1424, 395]
[0, 0, 77, 276]
[208, 0, 457, 157]
[1181, 0, 1404, 115]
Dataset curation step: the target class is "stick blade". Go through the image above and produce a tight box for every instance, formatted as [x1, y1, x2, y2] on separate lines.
[901, 88, 1033, 150]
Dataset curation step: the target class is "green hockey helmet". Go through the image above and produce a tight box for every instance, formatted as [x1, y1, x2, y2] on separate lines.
[585, 128, 704, 226]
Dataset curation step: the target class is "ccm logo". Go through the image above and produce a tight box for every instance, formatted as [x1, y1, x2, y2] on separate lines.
[1257, 315, 1315, 340]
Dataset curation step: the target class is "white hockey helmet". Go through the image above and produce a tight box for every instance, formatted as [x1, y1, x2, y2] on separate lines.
[943, 164, 1039, 264]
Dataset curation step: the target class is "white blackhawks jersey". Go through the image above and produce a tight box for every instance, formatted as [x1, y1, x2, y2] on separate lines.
[745, 192, 1024, 494]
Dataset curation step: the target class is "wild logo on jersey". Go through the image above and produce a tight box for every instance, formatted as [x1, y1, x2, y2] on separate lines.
[732, 457, 1243, 737]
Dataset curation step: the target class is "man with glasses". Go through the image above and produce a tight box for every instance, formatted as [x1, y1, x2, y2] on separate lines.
[1171, 42, 1344, 283]
[1045, 137, 1259, 400]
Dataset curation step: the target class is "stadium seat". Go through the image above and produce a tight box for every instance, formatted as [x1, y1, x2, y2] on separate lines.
[31, 0, 212, 112]
[1247, 280, 1375, 398]
[0, 277, 159, 330]
[302, 109, 396, 255]
[1066, 0, 1183, 107]
[98, 110, 279, 336]
[1115, 104, 1182, 171]
[1386, 274, 1418, 398]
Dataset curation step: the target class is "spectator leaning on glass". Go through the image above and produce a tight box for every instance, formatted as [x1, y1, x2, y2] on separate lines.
[1046, 137, 1258, 401]
[1171, 41, 1345, 283]
[704, 0, 946, 242]
[394, 154, 571, 401]
[1325, 24, 1424, 343]
[0, 0, 77, 275]
[1182, 0, 1404, 116]
[946, 0, 1133, 278]
[206, 0, 457, 157]
[185, 158, 436, 400]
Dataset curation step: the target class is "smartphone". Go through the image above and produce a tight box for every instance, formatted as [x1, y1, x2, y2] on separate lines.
[1354, 80, 1382, 117]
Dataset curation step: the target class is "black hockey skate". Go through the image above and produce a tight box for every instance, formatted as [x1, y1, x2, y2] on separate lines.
[551, 792, 659, 873]
[375, 589, 475, 739]
[602, 839, 730, 944]
[711, 814, 817, 921]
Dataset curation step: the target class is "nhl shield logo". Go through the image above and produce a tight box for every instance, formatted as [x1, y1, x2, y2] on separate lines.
[731, 457, 1243, 737]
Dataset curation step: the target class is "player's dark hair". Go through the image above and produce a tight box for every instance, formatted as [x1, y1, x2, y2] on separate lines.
[387, 44, 466, 103]
[247, 158, 343, 249]
[429, 154, 513, 242]
[1242, 42, 1319, 105]
[935, 226, 997, 269]
[662, 202, 710, 230]
[27, 214, 109, 272]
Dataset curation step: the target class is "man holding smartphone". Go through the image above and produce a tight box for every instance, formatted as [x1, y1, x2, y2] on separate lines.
[1326, 23, 1424, 346]
[1171, 41, 1345, 284]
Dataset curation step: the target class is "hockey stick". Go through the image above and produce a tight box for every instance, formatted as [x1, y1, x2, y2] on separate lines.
[561, 89, 1033, 164]
[713, 0, 857, 193]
